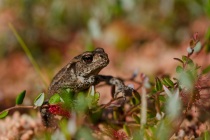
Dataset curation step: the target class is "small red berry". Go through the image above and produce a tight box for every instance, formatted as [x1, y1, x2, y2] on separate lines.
[48, 104, 71, 118]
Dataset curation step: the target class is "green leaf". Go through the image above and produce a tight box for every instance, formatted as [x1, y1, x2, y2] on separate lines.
[88, 86, 95, 96]
[187, 60, 194, 68]
[162, 77, 174, 87]
[113, 111, 118, 120]
[0, 110, 9, 119]
[123, 124, 131, 136]
[132, 91, 140, 104]
[187, 47, 193, 54]
[182, 56, 194, 67]
[89, 110, 102, 124]
[91, 92, 100, 107]
[178, 69, 197, 90]
[202, 65, 210, 74]
[74, 92, 89, 112]
[94, 92, 100, 100]
[176, 66, 183, 73]
[16, 90, 26, 105]
[34, 93, 45, 107]
[59, 89, 74, 109]
[159, 95, 166, 102]
[182, 56, 193, 64]
[49, 93, 61, 104]
[202, 131, 210, 140]
[182, 55, 188, 62]
[132, 114, 140, 124]
[166, 89, 181, 120]
[155, 77, 162, 91]
[131, 98, 137, 105]
[194, 42, 202, 53]
[163, 85, 172, 97]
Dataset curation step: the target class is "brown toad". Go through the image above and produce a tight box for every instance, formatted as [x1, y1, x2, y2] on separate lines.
[48, 48, 132, 98]
[48, 48, 109, 95]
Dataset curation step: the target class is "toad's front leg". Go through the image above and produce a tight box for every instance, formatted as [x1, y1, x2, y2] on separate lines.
[95, 75, 133, 99]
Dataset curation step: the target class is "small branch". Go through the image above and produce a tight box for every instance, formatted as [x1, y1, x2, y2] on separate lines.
[173, 58, 184, 64]
[0, 105, 36, 114]
[99, 97, 124, 109]
[154, 94, 161, 114]
[108, 120, 140, 126]
[92, 97, 124, 113]
[122, 103, 140, 119]
[187, 48, 194, 58]
[169, 112, 187, 139]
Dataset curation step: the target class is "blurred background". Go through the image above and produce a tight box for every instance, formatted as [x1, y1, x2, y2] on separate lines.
[0, 0, 209, 107]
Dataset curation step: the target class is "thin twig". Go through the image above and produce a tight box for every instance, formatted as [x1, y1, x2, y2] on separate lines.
[0, 105, 36, 114]
[9, 23, 49, 89]
[122, 103, 140, 119]
[99, 96, 124, 109]
[92, 97, 124, 113]
[108, 120, 140, 126]
[169, 111, 187, 139]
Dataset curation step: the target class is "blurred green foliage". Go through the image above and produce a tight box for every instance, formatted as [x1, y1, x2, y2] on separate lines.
[0, 0, 208, 58]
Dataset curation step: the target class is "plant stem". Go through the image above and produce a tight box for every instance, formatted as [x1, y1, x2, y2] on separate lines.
[141, 87, 147, 129]
[100, 96, 124, 109]
[0, 105, 36, 114]
[9, 23, 49, 89]
[122, 103, 140, 119]
[92, 97, 124, 113]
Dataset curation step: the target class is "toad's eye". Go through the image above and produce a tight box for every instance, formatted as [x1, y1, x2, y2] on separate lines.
[82, 54, 93, 64]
